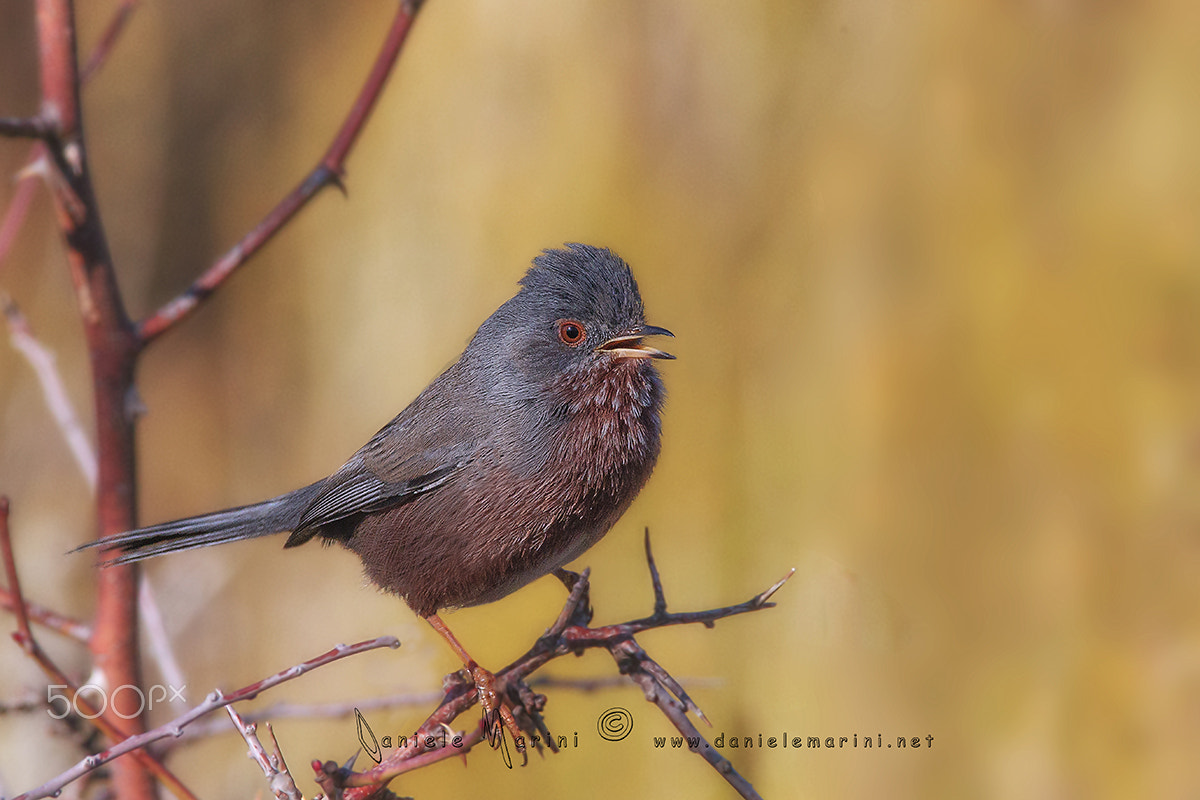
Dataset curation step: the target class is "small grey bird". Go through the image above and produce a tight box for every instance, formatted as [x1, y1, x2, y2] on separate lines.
[80, 243, 674, 732]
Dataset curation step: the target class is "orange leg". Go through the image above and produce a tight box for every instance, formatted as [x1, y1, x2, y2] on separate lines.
[425, 614, 523, 743]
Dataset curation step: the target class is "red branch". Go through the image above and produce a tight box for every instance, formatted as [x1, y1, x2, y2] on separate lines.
[1, 499, 196, 800]
[136, 0, 426, 345]
[0, 498, 30, 643]
[1, 0, 138, 273]
[5, 1, 425, 796]
[0, 586, 92, 641]
[5, 4, 784, 799]
[328, 537, 794, 800]
[30, 1, 150, 797]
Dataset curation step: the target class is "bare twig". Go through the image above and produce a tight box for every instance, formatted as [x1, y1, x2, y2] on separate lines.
[227, 705, 271, 772]
[163, 688, 445, 746]
[0, 500, 91, 644]
[340, 721, 487, 795]
[2, 294, 98, 488]
[0, 693, 42, 714]
[644, 527, 668, 616]
[2, 498, 198, 800]
[0, 587, 90, 640]
[266, 723, 303, 800]
[7, 4, 785, 798]
[136, 0, 427, 344]
[0, 0, 139, 272]
[226, 707, 303, 800]
[0, 498, 31, 644]
[28, 3, 150, 797]
[0, 117, 56, 139]
[12, 638, 197, 800]
[15, 636, 400, 800]
[168, 673, 705, 746]
[7, 2, 420, 796]
[79, 0, 140, 83]
[622, 649, 763, 800]
[138, 574, 186, 690]
[329, 543, 794, 800]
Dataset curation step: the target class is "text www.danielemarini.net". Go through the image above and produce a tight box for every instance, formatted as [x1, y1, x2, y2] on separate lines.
[653, 733, 935, 750]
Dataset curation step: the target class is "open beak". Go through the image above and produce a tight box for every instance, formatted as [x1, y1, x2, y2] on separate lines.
[596, 325, 675, 360]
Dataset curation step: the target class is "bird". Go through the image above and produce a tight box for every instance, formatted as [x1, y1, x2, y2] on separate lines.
[78, 243, 673, 735]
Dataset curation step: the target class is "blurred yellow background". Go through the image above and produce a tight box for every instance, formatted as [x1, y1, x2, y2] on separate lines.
[3, 0, 1200, 797]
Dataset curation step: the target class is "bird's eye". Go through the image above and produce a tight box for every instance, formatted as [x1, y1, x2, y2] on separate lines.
[557, 319, 586, 346]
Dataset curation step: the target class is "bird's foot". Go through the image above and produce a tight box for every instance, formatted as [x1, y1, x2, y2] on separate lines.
[470, 665, 533, 757]
[425, 614, 549, 759]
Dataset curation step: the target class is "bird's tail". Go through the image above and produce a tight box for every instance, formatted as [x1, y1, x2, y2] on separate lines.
[74, 484, 322, 566]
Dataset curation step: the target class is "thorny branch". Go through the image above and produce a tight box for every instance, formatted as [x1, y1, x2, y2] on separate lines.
[135, 0, 426, 345]
[3, 3, 795, 799]
[22, 1, 150, 794]
[327, 534, 794, 800]
[0, 0, 137, 276]
[11, 533, 790, 800]
[14, 637, 401, 800]
[161, 674, 692, 748]
[226, 703, 305, 800]
[2, 1, 428, 797]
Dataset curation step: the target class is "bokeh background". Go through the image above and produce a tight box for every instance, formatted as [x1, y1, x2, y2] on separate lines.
[3, 0, 1200, 797]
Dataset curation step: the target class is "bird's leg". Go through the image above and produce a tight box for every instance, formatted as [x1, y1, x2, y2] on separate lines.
[424, 614, 524, 745]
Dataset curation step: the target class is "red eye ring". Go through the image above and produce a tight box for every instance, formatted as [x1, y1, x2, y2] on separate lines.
[557, 319, 586, 346]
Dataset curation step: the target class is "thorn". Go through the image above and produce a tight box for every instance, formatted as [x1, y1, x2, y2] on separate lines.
[329, 171, 348, 196]
[753, 568, 795, 607]
[15, 153, 50, 182]
[644, 528, 667, 617]
[341, 748, 361, 772]
[315, 164, 348, 196]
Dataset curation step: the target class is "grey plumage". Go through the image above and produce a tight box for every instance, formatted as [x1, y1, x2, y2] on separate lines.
[77, 244, 672, 618]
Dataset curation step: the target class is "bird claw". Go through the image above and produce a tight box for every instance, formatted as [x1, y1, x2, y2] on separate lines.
[425, 613, 546, 758]
[471, 664, 526, 748]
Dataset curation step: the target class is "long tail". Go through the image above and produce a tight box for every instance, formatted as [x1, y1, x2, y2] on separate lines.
[75, 483, 322, 566]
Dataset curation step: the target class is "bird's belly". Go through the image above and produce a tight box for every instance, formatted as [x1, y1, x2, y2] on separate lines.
[343, 448, 653, 616]
[346, 364, 663, 617]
